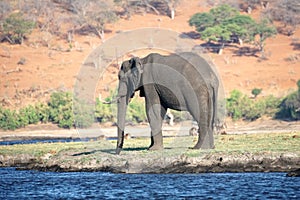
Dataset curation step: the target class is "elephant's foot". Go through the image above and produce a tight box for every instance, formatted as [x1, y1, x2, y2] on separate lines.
[116, 147, 122, 155]
[191, 140, 215, 149]
[190, 144, 214, 150]
[192, 131, 214, 149]
[148, 144, 163, 151]
[148, 134, 163, 151]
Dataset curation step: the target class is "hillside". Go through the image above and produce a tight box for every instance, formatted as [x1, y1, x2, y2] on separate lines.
[0, 0, 299, 110]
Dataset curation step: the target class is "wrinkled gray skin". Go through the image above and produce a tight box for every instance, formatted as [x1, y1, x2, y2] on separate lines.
[116, 52, 218, 154]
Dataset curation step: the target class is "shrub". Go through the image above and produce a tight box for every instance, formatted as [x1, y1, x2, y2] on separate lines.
[18, 105, 39, 126]
[48, 92, 74, 128]
[73, 98, 95, 128]
[276, 92, 300, 120]
[226, 90, 281, 121]
[35, 103, 50, 123]
[264, 95, 281, 117]
[243, 100, 264, 121]
[95, 94, 116, 123]
[2, 13, 35, 44]
[226, 90, 248, 120]
[0, 107, 20, 130]
[276, 81, 300, 120]
[127, 97, 146, 123]
[169, 110, 192, 123]
[251, 88, 262, 98]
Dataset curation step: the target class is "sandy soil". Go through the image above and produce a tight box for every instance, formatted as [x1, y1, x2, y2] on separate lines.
[0, 119, 299, 142]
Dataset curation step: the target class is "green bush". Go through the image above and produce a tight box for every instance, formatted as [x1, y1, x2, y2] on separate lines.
[226, 90, 249, 120]
[127, 97, 146, 123]
[18, 105, 39, 126]
[95, 94, 116, 123]
[0, 87, 297, 131]
[34, 103, 50, 123]
[264, 95, 281, 117]
[0, 103, 51, 130]
[2, 13, 35, 44]
[276, 92, 300, 120]
[0, 107, 20, 130]
[0, 92, 75, 130]
[276, 80, 300, 120]
[251, 88, 262, 98]
[48, 92, 74, 128]
[73, 98, 95, 128]
[226, 90, 281, 121]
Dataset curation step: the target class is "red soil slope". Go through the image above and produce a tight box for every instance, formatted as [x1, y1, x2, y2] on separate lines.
[0, 0, 299, 109]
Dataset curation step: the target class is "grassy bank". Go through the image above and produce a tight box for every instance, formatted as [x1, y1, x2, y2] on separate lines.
[1, 132, 299, 158]
[1, 132, 299, 173]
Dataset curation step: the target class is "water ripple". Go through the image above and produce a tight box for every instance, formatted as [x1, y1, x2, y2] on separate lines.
[0, 168, 299, 199]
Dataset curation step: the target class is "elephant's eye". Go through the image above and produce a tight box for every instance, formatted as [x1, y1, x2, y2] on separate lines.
[118, 71, 124, 80]
[118, 72, 126, 81]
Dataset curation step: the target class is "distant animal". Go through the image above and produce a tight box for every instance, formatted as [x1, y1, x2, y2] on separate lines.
[97, 135, 107, 140]
[189, 127, 198, 136]
[124, 133, 131, 140]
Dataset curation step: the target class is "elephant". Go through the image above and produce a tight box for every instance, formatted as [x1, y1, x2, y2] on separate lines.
[116, 52, 219, 154]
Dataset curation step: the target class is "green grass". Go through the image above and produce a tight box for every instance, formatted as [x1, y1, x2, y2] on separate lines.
[0, 142, 86, 157]
[214, 132, 300, 154]
[0, 132, 299, 159]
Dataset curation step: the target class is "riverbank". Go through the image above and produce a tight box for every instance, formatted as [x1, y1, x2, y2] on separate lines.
[0, 132, 299, 174]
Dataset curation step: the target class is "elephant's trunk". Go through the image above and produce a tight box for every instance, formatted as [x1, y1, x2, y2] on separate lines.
[116, 96, 127, 154]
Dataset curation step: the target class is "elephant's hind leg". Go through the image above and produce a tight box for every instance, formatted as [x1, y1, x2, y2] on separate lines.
[192, 123, 214, 149]
[191, 94, 214, 149]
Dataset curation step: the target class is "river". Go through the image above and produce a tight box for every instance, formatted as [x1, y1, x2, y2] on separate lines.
[0, 168, 299, 199]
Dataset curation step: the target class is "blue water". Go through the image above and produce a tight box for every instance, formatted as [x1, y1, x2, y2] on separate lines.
[0, 138, 99, 146]
[0, 168, 299, 199]
[0, 137, 118, 146]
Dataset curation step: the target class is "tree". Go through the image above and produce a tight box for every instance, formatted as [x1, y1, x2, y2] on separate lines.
[241, 0, 261, 13]
[209, 4, 239, 24]
[251, 88, 262, 98]
[189, 4, 277, 56]
[189, 12, 215, 32]
[161, 0, 181, 20]
[189, 5, 256, 54]
[254, 18, 277, 57]
[223, 14, 257, 44]
[266, 0, 300, 36]
[0, 1, 10, 20]
[67, 0, 118, 41]
[114, 0, 181, 20]
[2, 13, 35, 44]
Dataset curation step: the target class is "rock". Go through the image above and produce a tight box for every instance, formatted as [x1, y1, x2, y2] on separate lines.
[41, 153, 52, 160]
[287, 168, 300, 177]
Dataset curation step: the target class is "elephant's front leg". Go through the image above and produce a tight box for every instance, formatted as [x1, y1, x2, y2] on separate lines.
[146, 101, 167, 151]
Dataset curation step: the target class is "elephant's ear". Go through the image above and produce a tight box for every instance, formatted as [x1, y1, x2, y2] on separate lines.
[127, 57, 143, 95]
[130, 57, 143, 73]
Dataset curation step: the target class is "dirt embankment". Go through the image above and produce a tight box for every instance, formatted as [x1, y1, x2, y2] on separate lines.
[1, 150, 299, 175]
